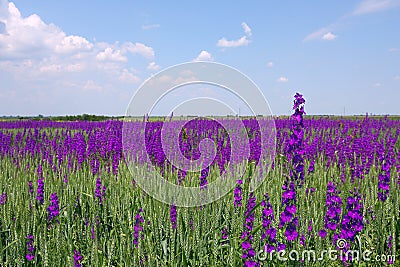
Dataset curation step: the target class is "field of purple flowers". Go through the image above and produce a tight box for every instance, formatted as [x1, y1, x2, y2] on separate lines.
[0, 94, 399, 266]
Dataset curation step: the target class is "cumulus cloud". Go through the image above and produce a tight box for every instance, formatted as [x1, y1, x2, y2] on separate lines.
[0, 0, 155, 117]
[394, 75, 400, 80]
[55, 35, 93, 54]
[388, 47, 398, 52]
[267, 61, 274, 68]
[147, 61, 161, 71]
[96, 47, 127, 62]
[322, 32, 338, 41]
[277, 77, 288, 83]
[123, 42, 155, 58]
[119, 68, 141, 83]
[0, 0, 154, 62]
[217, 22, 252, 48]
[241, 22, 252, 37]
[193, 50, 214, 61]
[217, 36, 250, 48]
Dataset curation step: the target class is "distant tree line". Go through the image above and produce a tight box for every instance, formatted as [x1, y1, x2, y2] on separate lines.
[15, 114, 124, 121]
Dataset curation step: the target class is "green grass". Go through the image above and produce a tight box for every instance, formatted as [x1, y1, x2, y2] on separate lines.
[0, 150, 398, 266]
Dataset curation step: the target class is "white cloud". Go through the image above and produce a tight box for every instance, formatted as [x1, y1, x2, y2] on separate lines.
[141, 24, 160, 30]
[305, 0, 400, 42]
[123, 42, 155, 59]
[96, 47, 127, 62]
[193, 50, 214, 61]
[119, 68, 141, 83]
[388, 47, 398, 52]
[55, 35, 93, 54]
[394, 75, 400, 80]
[277, 77, 288, 83]
[241, 22, 252, 37]
[217, 36, 251, 48]
[147, 61, 161, 71]
[217, 22, 252, 48]
[322, 32, 338, 41]
[267, 61, 274, 68]
[304, 27, 332, 42]
[353, 0, 398, 15]
[0, 0, 158, 106]
[0, 2, 64, 59]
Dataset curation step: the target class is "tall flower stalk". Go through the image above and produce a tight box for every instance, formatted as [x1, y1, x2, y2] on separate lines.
[378, 155, 391, 201]
[73, 250, 82, 267]
[47, 192, 60, 225]
[319, 181, 342, 238]
[170, 204, 177, 230]
[133, 208, 144, 248]
[234, 179, 243, 208]
[288, 92, 306, 187]
[26, 234, 35, 261]
[279, 93, 306, 244]
[37, 178, 44, 205]
[95, 177, 106, 205]
[241, 193, 258, 266]
[261, 193, 276, 252]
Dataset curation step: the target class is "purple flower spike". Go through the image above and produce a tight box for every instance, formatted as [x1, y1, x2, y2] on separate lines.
[133, 208, 144, 248]
[0, 192, 6, 206]
[170, 204, 177, 229]
[47, 192, 60, 223]
[241, 193, 258, 265]
[26, 234, 35, 261]
[28, 181, 34, 195]
[234, 179, 243, 208]
[36, 178, 44, 205]
[95, 177, 106, 205]
[74, 250, 83, 267]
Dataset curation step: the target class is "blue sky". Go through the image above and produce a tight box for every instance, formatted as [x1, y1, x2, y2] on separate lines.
[0, 0, 399, 116]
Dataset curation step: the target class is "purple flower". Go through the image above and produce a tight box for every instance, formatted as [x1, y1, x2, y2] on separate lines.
[277, 243, 286, 252]
[74, 250, 83, 267]
[221, 226, 229, 240]
[308, 160, 315, 174]
[284, 221, 299, 241]
[47, 192, 60, 223]
[387, 235, 393, 248]
[234, 180, 243, 208]
[340, 188, 363, 243]
[0, 192, 6, 206]
[199, 167, 209, 188]
[378, 158, 391, 201]
[241, 193, 258, 264]
[28, 181, 34, 195]
[261, 193, 276, 251]
[170, 204, 177, 229]
[322, 181, 342, 235]
[287, 93, 306, 187]
[26, 234, 35, 261]
[279, 181, 298, 242]
[133, 208, 144, 248]
[95, 177, 106, 205]
[37, 178, 44, 205]
[91, 224, 96, 239]
[319, 229, 327, 239]
[242, 193, 256, 236]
